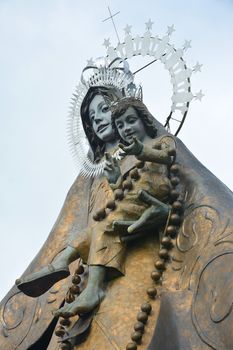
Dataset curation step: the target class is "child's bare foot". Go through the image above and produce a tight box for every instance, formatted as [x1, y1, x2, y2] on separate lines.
[54, 286, 105, 317]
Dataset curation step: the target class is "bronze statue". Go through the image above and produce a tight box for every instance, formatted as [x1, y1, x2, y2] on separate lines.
[1, 28, 233, 350]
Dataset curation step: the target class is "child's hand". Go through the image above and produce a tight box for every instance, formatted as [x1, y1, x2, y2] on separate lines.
[104, 153, 121, 184]
[119, 136, 143, 156]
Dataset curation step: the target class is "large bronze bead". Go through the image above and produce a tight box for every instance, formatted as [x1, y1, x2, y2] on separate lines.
[122, 179, 133, 190]
[172, 200, 183, 212]
[168, 148, 176, 156]
[151, 270, 161, 282]
[166, 225, 178, 237]
[170, 163, 180, 174]
[141, 302, 152, 314]
[130, 168, 140, 180]
[126, 342, 137, 350]
[155, 260, 166, 271]
[60, 342, 71, 350]
[70, 285, 80, 295]
[93, 208, 106, 221]
[159, 248, 169, 259]
[65, 291, 75, 304]
[114, 189, 124, 200]
[97, 208, 106, 220]
[92, 212, 100, 221]
[161, 236, 173, 249]
[60, 318, 71, 326]
[137, 311, 148, 324]
[134, 321, 145, 332]
[170, 213, 181, 225]
[135, 161, 145, 169]
[171, 176, 180, 186]
[55, 326, 65, 337]
[131, 331, 142, 343]
[72, 275, 81, 285]
[170, 189, 180, 200]
[75, 265, 84, 275]
[147, 287, 157, 298]
[106, 199, 116, 210]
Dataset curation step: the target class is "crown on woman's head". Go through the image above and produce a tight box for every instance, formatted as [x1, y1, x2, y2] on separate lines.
[81, 57, 143, 101]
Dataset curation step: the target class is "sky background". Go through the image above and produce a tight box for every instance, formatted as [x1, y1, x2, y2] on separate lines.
[0, 0, 233, 300]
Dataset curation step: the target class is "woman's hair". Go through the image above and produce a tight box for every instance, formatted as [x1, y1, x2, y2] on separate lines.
[80, 86, 121, 161]
[111, 97, 158, 142]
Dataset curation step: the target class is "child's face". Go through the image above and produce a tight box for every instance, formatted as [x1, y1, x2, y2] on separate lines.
[115, 107, 147, 144]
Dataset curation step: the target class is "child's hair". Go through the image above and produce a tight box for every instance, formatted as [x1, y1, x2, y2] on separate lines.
[111, 97, 158, 141]
[80, 86, 121, 161]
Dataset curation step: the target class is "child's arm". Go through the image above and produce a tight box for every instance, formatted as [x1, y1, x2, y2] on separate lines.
[119, 136, 175, 165]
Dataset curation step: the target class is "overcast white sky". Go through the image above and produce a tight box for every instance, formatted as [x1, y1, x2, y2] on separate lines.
[0, 0, 233, 300]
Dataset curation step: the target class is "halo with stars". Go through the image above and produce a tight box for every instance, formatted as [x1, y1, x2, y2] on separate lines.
[102, 19, 203, 135]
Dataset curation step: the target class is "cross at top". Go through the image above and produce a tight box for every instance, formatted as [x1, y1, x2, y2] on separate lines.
[102, 6, 121, 43]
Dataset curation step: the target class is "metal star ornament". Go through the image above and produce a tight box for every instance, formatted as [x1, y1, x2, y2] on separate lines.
[103, 38, 111, 48]
[183, 40, 192, 51]
[145, 19, 154, 31]
[193, 62, 203, 73]
[195, 90, 205, 101]
[167, 24, 175, 36]
[124, 24, 132, 35]
[87, 58, 94, 66]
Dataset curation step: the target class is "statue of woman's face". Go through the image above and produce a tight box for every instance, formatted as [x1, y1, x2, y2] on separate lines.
[88, 94, 115, 142]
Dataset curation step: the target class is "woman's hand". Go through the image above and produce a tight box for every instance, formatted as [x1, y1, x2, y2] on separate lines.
[104, 153, 121, 184]
[118, 136, 143, 156]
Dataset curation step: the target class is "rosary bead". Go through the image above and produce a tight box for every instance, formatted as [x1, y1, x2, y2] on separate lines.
[151, 270, 161, 281]
[137, 311, 148, 324]
[135, 161, 145, 169]
[72, 275, 81, 285]
[70, 285, 80, 295]
[65, 292, 75, 304]
[93, 208, 106, 221]
[170, 189, 180, 200]
[126, 342, 137, 350]
[60, 342, 71, 350]
[97, 208, 106, 220]
[60, 318, 71, 326]
[155, 260, 166, 271]
[130, 168, 140, 180]
[114, 189, 124, 200]
[168, 148, 176, 156]
[147, 287, 157, 298]
[171, 176, 180, 186]
[159, 249, 169, 259]
[93, 213, 100, 221]
[75, 265, 84, 275]
[170, 164, 180, 174]
[161, 236, 173, 249]
[134, 321, 145, 332]
[131, 331, 142, 343]
[122, 179, 133, 190]
[170, 213, 181, 225]
[55, 326, 65, 337]
[166, 225, 177, 237]
[141, 302, 152, 314]
[106, 200, 116, 210]
[172, 200, 183, 212]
